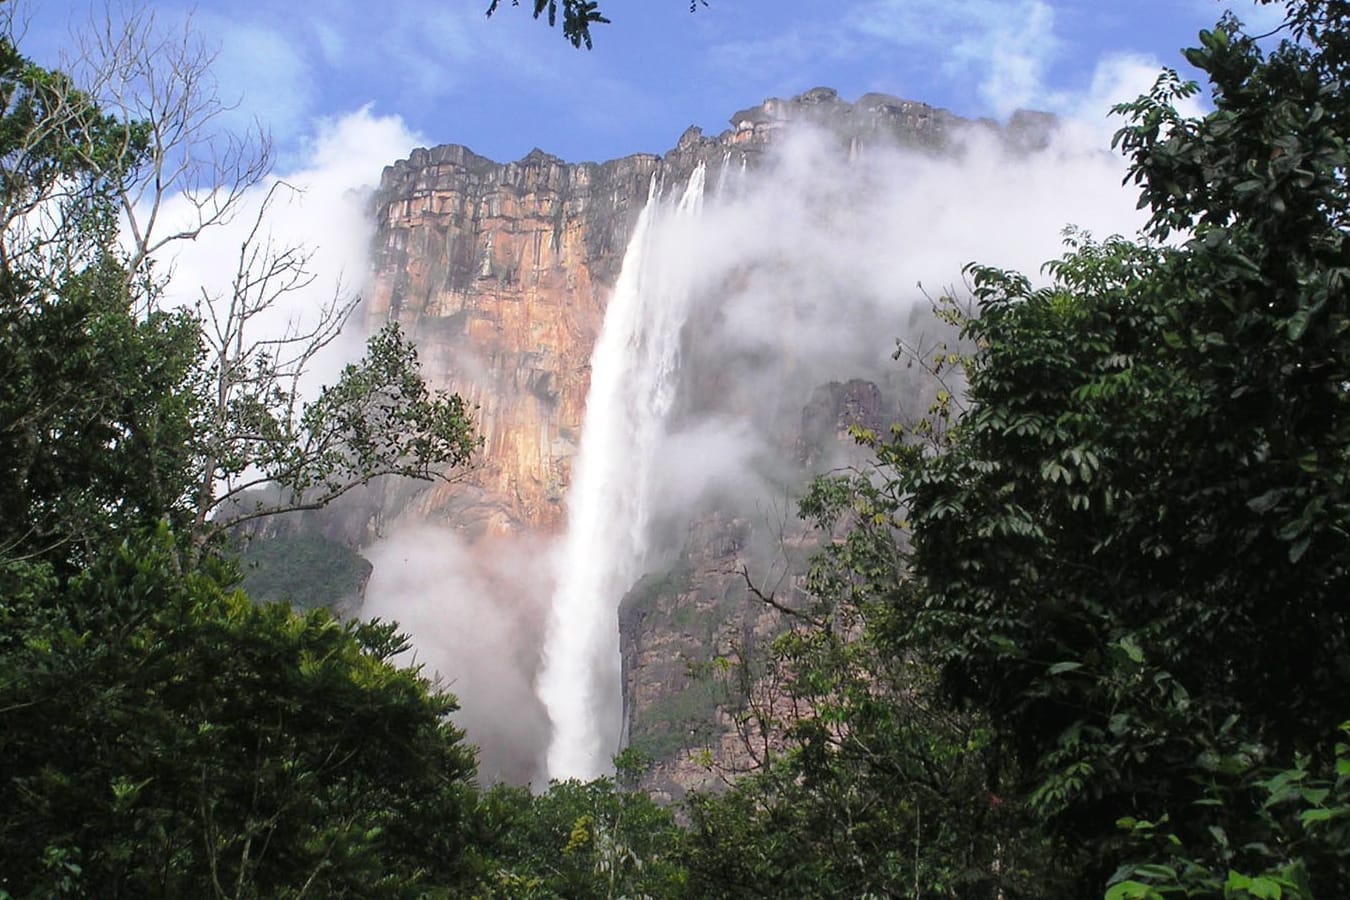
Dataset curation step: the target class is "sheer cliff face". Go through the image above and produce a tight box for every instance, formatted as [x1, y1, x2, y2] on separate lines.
[364, 145, 658, 536]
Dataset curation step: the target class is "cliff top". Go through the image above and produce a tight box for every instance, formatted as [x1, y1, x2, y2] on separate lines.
[379, 88, 1057, 185]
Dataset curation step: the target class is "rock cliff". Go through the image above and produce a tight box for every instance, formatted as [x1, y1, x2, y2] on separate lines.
[341, 88, 1042, 790]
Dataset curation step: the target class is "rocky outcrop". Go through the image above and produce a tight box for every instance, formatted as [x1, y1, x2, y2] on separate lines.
[362, 145, 657, 538]
[615, 375, 907, 800]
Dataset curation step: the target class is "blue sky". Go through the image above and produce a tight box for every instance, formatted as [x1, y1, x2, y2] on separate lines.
[22, 0, 1285, 166]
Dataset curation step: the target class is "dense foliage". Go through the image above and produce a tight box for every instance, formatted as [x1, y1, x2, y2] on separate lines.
[238, 533, 372, 612]
[0, 17, 486, 899]
[0, 529, 481, 898]
[0, 33, 200, 566]
[479, 777, 687, 898]
[904, 7, 1347, 891]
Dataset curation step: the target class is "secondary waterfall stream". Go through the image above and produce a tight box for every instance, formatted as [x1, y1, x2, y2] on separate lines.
[537, 165, 707, 781]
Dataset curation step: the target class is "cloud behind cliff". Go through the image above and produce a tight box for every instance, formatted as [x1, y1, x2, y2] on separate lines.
[640, 118, 1148, 531]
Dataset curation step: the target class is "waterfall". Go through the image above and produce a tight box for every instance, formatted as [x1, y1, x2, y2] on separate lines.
[537, 164, 706, 781]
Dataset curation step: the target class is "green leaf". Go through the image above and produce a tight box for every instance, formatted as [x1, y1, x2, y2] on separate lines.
[1286, 308, 1312, 341]
[1288, 536, 1311, 564]
[1106, 880, 1165, 900]
[1299, 808, 1335, 827]
[1247, 490, 1285, 514]
[1246, 875, 1284, 900]
[1118, 636, 1145, 664]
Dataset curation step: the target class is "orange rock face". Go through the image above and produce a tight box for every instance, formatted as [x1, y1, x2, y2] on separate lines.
[365, 145, 661, 537]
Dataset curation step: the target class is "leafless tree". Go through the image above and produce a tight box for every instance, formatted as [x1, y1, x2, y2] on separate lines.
[1, 2, 477, 565]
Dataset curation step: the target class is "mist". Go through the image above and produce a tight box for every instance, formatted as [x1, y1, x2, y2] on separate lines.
[157, 106, 424, 391]
[362, 527, 554, 784]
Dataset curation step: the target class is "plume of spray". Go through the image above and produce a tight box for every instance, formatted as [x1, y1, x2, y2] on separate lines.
[537, 164, 708, 781]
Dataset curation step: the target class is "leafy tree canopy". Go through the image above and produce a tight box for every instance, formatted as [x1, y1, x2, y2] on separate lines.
[826, 0, 1350, 893]
[484, 0, 706, 49]
[0, 528, 483, 898]
[0, 17, 488, 897]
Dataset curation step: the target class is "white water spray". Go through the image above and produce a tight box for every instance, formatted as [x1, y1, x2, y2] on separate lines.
[537, 165, 707, 781]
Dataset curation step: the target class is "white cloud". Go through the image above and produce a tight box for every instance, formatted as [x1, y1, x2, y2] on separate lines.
[1028, 52, 1210, 146]
[707, 26, 856, 85]
[155, 106, 425, 392]
[849, 0, 1061, 116]
[310, 17, 348, 67]
[1214, 0, 1288, 33]
[973, 0, 1059, 115]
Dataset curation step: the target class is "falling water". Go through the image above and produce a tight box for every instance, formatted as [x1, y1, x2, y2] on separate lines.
[537, 164, 707, 781]
[714, 151, 731, 198]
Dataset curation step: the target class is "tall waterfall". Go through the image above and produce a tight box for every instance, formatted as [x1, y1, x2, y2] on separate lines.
[537, 164, 707, 781]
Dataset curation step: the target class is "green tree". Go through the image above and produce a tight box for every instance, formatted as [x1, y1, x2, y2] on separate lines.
[0, 528, 484, 898]
[0, 13, 489, 893]
[848, 0, 1350, 892]
[0, 9, 478, 570]
[679, 468, 1061, 899]
[0, 22, 201, 566]
[477, 777, 687, 898]
[484, 0, 705, 49]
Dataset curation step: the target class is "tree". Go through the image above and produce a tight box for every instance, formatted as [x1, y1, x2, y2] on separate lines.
[843, 0, 1350, 892]
[183, 193, 478, 562]
[677, 468, 1063, 899]
[0, 17, 203, 567]
[0, 527, 484, 898]
[0, 5, 478, 570]
[484, 0, 706, 49]
[0, 11, 493, 894]
[477, 777, 687, 898]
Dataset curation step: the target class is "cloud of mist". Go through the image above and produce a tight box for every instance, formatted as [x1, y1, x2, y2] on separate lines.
[632, 117, 1147, 534]
[361, 527, 554, 785]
